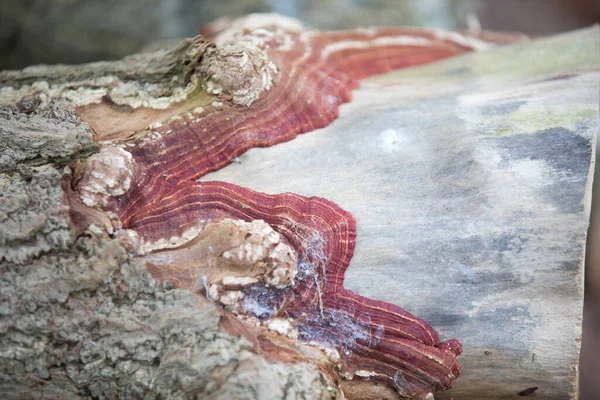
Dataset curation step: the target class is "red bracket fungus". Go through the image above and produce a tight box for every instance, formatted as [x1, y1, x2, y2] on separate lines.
[73, 14, 498, 399]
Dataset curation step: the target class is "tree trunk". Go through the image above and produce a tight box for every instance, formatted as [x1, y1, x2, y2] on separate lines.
[0, 14, 597, 400]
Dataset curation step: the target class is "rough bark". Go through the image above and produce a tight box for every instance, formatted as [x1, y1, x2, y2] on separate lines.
[0, 167, 332, 399]
[0, 33, 337, 400]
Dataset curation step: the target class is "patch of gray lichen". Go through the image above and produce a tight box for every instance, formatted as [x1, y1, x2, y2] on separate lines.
[0, 91, 335, 400]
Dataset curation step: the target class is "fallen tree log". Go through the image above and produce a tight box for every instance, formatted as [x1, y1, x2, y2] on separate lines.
[0, 14, 597, 400]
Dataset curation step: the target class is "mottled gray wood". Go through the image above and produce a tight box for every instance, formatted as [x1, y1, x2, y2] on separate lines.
[203, 27, 600, 399]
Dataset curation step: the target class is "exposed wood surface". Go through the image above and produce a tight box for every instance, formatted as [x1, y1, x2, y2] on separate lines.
[204, 27, 600, 399]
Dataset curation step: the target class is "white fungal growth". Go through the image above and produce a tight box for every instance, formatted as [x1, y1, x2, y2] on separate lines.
[242, 296, 275, 318]
[220, 290, 244, 306]
[355, 370, 383, 378]
[196, 13, 308, 106]
[372, 324, 385, 347]
[114, 229, 141, 251]
[221, 276, 260, 287]
[199, 44, 278, 107]
[341, 372, 354, 380]
[294, 229, 328, 317]
[221, 219, 281, 263]
[78, 145, 134, 208]
[133, 222, 209, 255]
[208, 284, 220, 302]
[323, 347, 341, 362]
[219, 219, 297, 289]
[267, 318, 298, 339]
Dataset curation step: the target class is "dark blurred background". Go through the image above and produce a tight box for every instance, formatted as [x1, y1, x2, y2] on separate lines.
[1, 0, 599, 397]
[2, 0, 600, 70]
